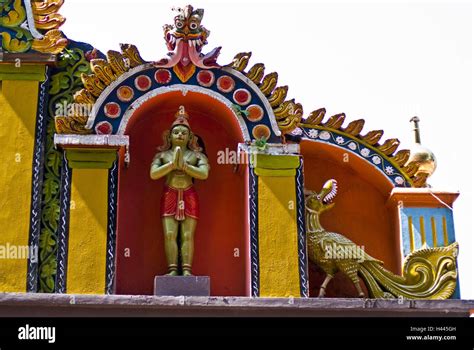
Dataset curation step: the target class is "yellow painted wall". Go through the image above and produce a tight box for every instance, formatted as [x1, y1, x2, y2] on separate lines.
[67, 168, 108, 294]
[258, 176, 301, 297]
[0, 80, 39, 292]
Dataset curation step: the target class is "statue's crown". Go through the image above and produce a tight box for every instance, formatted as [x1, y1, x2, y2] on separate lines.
[172, 105, 191, 128]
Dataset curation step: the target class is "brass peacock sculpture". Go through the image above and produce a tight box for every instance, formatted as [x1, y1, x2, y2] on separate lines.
[305, 179, 458, 299]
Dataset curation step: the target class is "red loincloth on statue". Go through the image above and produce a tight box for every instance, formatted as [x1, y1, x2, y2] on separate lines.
[160, 185, 199, 221]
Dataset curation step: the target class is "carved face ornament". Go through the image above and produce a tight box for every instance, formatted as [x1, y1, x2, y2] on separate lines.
[172, 5, 205, 39]
[174, 14, 202, 36]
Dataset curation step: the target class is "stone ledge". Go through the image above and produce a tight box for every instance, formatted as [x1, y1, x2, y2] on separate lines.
[0, 293, 472, 317]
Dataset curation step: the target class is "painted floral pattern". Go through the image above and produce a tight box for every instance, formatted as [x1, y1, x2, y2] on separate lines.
[290, 127, 303, 136]
[361, 148, 370, 157]
[319, 131, 331, 140]
[308, 129, 319, 138]
[336, 136, 345, 144]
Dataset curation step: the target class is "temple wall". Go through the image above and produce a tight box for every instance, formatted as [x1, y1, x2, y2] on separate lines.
[67, 168, 109, 294]
[0, 79, 39, 292]
[258, 175, 301, 297]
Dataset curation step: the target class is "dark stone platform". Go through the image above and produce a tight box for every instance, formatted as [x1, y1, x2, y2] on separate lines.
[154, 276, 210, 296]
[0, 293, 473, 317]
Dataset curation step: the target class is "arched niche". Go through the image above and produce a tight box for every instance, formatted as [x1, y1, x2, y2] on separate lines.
[300, 140, 402, 298]
[115, 89, 250, 296]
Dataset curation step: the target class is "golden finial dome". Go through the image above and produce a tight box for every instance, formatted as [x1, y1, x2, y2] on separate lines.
[406, 116, 437, 179]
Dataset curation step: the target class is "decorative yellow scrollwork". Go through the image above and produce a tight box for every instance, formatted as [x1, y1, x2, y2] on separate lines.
[74, 44, 146, 101]
[268, 86, 288, 108]
[31, 0, 64, 17]
[360, 242, 458, 299]
[73, 89, 95, 106]
[31, 29, 67, 54]
[226, 52, 252, 72]
[81, 73, 106, 97]
[246, 63, 265, 85]
[55, 43, 148, 134]
[32, 0, 65, 30]
[55, 115, 91, 135]
[1, 0, 68, 54]
[106, 50, 129, 76]
[90, 59, 117, 86]
[31, 0, 67, 53]
[2, 0, 27, 28]
[259, 72, 278, 95]
[1, 31, 31, 52]
[226, 53, 303, 135]
[120, 43, 145, 68]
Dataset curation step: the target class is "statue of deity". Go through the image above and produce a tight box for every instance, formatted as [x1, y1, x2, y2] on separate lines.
[150, 106, 210, 276]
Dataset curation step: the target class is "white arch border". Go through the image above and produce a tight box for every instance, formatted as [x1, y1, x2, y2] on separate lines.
[114, 84, 251, 140]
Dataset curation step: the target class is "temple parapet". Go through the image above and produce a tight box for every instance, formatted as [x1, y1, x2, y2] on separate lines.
[0, 2, 464, 303]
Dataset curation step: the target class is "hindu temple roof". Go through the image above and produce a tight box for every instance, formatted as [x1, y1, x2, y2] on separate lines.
[0, 2, 429, 188]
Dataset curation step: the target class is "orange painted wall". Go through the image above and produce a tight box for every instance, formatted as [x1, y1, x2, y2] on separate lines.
[115, 92, 248, 296]
[300, 140, 401, 297]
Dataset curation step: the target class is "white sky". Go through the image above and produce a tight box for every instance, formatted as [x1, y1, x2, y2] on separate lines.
[60, 0, 473, 298]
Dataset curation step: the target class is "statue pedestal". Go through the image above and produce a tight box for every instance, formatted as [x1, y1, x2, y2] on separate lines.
[154, 276, 210, 296]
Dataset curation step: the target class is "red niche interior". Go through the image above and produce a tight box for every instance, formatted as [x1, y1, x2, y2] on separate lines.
[115, 90, 249, 296]
[300, 140, 402, 298]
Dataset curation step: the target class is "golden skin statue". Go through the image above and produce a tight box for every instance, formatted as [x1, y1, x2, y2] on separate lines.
[150, 106, 209, 276]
